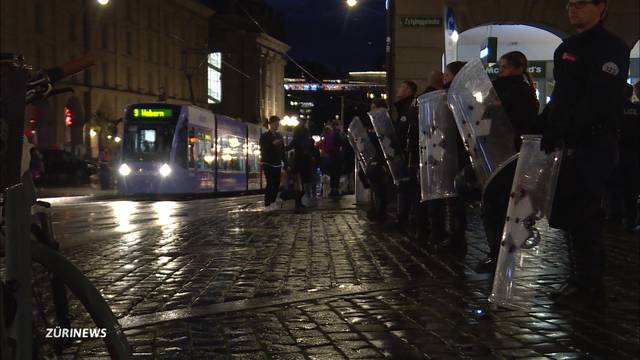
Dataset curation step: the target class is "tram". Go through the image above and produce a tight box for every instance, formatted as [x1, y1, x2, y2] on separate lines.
[117, 103, 264, 194]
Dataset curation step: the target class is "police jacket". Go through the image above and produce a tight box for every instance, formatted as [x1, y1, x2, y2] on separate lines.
[259, 130, 286, 167]
[394, 96, 419, 167]
[492, 75, 540, 149]
[621, 100, 640, 154]
[540, 23, 630, 148]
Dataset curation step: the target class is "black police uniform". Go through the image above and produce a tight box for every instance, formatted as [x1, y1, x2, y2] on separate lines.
[394, 96, 419, 224]
[478, 75, 539, 271]
[620, 99, 640, 228]
[540, 23, 630, 300]
[359, 114, 390, 221]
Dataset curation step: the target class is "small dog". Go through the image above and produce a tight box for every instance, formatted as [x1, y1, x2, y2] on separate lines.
[321, 174, 331, 198]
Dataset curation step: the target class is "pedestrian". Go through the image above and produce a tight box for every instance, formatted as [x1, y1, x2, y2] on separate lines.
[425, 62, 469, 252]
[476, 51, 540, 272]
[98, 147, 113, 190]
[318, 124, 341, 196]
[287, 117, 314, 209]
[29, 147, 45, 185]
[260, 115, 286, 211]
[539, 0, 630, 306]
[394, 80, 419, 226]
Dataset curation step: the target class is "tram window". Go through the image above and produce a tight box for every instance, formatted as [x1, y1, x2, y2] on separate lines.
[123, 124, 174, 162]
[217, 135, 246, 172]
[187, 127, 214, 170]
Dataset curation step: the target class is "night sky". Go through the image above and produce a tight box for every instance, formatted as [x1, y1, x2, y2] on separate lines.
[264, 0, 387, 74]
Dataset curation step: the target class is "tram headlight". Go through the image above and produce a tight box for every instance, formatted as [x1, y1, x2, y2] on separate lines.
[118, 163, 131, 176]
[159, 163, 172, 177]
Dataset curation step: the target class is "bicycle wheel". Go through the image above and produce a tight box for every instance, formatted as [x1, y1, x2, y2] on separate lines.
[31, 240, 131, 359]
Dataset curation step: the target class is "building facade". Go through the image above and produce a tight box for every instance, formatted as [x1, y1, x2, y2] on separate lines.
[0, 0, 213, 157]
[208, 3, 289, 125]
[390, 0, 640, 94]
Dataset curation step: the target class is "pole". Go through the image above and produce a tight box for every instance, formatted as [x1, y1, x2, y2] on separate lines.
[6, 184, 32, 359]
[0, 57, 29, 190]
[340, 95, 345, 124]
[385, 0, 395, 101]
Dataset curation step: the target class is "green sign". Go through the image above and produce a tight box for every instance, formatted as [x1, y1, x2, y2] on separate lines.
[400, 17, 442, 27]
[132, 108, 174, 118]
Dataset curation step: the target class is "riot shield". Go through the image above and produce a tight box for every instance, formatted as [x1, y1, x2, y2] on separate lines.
[347, 116, 378, 177]
[369, 108, 408, 184]
[489, 135, 563, 310]
[417, 90, 459, 202]
[447, 58, 518, 192]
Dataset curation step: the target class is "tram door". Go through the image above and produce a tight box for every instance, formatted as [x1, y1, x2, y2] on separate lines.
[187, 125, 215, 191]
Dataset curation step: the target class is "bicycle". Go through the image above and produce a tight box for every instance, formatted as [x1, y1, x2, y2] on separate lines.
[0, 54, 131, 358]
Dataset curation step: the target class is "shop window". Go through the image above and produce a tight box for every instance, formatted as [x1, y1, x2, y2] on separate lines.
[101, 24, 109, 49]
[69, 15, 77, 42]
[126, 32, 132, 55]
[35, 4, 43, 33]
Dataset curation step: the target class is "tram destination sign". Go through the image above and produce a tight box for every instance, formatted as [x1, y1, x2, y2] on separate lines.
[132, 108, 174, 118]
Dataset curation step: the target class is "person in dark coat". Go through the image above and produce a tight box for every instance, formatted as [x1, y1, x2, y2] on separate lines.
[426, 62, 469, 253]
[476, 51, 540, 273]
[287, 117, 314, 209]
[362, 98, 391, 221]
[619, 84, 639, 231]
[394, 81, 419, 225]
[539, 0, 630, 307]
[260, 116, 286, 210]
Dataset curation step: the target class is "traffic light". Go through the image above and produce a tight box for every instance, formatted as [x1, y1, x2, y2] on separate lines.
[64, 106, 73, 126]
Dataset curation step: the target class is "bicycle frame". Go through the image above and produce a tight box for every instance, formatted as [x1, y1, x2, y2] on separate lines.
[1, 53, 107, 359]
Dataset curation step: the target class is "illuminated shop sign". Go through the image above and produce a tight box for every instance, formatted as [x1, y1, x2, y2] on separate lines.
[132, 108, 174, 118]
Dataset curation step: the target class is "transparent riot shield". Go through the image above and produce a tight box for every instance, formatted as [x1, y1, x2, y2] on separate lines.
[489, 135, 563, 310]
[369, 108, 408, 184]
[347, 116, 378, 177]
[417, 90, 459, 202]
[447, 58, 518, 192]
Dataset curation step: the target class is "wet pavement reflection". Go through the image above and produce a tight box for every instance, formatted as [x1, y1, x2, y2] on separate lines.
[41, 195, 638, 358]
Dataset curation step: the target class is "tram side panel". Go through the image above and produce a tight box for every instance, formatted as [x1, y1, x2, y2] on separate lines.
[247, 123, 264, 191]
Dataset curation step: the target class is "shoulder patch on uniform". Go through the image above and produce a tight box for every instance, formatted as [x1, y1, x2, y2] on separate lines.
[602, 62, 619, 76]
[561, 52, 577, 62]
[400, 116, 407, 122]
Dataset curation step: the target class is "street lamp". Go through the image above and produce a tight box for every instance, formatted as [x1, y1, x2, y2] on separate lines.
[97, 0, 110, 5]
[346, 0, 358, 7]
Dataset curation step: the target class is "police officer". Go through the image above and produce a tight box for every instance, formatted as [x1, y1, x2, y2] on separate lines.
[362, 98, 391, 221]
[394, 81, 419, 225]
[539, 0, 630, 306]
[620, 84, 640, 231]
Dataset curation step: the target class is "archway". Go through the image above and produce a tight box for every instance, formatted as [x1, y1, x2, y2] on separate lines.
[457, 24, 562, 109]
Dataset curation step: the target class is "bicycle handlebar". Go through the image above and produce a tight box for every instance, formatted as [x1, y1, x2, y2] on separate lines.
[44, 54, 95, 83]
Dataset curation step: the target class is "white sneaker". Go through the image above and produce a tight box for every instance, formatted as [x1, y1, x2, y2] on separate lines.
[264, 204, 273, 212]
[268, 203, 280, 211]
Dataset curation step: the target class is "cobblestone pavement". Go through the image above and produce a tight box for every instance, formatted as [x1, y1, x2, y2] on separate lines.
[42, 195, 638, 358]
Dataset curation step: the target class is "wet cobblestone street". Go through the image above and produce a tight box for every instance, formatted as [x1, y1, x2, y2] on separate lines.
[46, 195, 639, 359]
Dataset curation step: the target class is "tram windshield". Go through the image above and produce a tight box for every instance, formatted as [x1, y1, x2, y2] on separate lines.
[122, 123, 174, 162]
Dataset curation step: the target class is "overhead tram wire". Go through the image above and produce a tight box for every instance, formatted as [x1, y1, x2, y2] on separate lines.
[231, 0, 324, 84]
